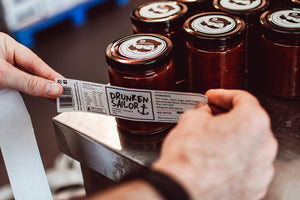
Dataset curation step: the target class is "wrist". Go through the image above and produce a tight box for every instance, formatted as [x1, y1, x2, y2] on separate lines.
[89, 180, 163, 200]
[152, 159, 197, 200]
[121, 167, 191, 200]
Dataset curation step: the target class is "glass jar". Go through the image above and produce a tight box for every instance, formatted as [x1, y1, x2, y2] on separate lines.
[259, 8, 300, 97]
[173, 0, 214, 16]
[130, 1, 188, 91]
[184, 12, 246, 93]
[213, 0, 269, 88]
[106, 34, 176, 134]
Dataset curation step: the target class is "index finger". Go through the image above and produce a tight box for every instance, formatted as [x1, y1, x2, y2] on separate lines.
[205, 89, 261, 112]
[0, 33, 63, 80]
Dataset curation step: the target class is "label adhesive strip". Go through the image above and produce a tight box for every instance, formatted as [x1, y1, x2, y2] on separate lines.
[56, 78, 207, 123]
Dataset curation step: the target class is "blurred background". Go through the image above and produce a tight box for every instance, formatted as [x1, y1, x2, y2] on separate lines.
[0, 0, 150, 199]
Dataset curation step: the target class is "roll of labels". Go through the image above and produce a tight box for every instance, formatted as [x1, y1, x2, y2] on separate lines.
[0, 89, 52, 200]
[56, 78, 208, 123]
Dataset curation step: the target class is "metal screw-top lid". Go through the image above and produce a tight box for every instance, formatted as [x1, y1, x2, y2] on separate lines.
[131, 1, 188, 30]
[184, 12, 246, 48]
[213, 0, 269, 23]
[260, 8, 300, 45]
[106, 34, 173, 72]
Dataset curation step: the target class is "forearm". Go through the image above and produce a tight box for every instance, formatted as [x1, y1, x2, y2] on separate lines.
[87, 180, 164, 200]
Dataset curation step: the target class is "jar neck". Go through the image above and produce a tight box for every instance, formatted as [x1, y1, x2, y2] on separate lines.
[261, 32, 300, 46]
[132, 25, 181, 40]
[186, 38, 244, 51]
[108, 60, 174, 77]
[134, 24, 180, 32]
[261, 34, 299, 47]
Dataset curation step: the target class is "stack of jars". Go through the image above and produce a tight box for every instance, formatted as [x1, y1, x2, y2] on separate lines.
[105, 0, 300, 134]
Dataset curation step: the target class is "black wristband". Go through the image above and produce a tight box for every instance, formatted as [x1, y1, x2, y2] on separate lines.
[121, 168, 191, 200]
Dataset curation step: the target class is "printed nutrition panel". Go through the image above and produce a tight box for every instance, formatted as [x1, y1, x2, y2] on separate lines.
[56, 78, 208, 123]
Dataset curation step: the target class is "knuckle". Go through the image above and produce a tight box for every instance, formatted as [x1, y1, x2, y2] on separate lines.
[269, 137, 278, 157]
[263, 140, 277, 163]
[178, 110, 195, 122]
[27, 56, 41, 73]
[26, 75, 40, 95]
[0, 32, 10, 43]
[246, 107, 271, 128]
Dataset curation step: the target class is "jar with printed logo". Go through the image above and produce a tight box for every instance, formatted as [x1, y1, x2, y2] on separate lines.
[130, 1, 188, 91]
[259, 8, 300, 97]
[184, 12, 246, 93]
[173, 0, 213, 17]
[213, 0, 269, 88]
[106, 34, 175, 134]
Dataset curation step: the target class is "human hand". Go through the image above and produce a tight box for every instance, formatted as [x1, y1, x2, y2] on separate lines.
[153, 89, 278, 200]
[0, 32, 63, 98]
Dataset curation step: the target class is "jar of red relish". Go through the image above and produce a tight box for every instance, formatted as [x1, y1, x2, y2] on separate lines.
[106, 34, 176, 134]
[213, 0, 269, 88]
[130, 1, 188, 90]
[173, 0, 214, 16]
[184, 12, 246, 94]
[259, 8, 300, 98]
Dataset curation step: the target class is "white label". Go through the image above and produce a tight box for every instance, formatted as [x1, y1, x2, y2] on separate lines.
[119, 36, 167, 59]
[271, 10, 300, 29]
[191, 15, 236, 34]
[56, 78, 207, 123]
[139, 2, 181, 19]
[106, 87, 155, 121]
[219, 0, 262, 10]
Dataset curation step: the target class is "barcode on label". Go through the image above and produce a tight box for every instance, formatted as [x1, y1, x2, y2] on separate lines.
[59, 86, 74, 109]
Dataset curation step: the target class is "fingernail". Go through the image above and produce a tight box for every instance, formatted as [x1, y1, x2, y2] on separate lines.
[45, 82, 60, 97]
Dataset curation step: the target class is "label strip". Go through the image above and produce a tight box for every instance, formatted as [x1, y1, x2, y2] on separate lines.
[56, 78, 207, 123]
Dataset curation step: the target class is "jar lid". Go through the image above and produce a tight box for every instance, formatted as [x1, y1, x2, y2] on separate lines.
[213, 0, 269, 18]
[106, 34, 173, 72]
[260, 8, 300, 45]
[131, 1, 188, 29]
[184, 12, 245, 47]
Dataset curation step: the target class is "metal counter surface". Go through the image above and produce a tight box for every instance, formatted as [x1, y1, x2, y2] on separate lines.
[52, 91, 300, 199]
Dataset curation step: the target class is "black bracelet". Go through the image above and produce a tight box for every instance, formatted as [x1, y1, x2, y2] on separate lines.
[121, 168, 191, 200]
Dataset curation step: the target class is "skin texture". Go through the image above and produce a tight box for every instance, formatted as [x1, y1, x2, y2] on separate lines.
[0, 33, 63, 98]
[89, 89, 278, 200]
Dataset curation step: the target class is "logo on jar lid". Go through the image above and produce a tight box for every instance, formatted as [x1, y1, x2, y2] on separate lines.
[119, 36, 167, 59]
[139, 2, 181, 19]
[219, 0, 262, 10]
[191, 15, 236, 34]
[270, 10, 300, 28]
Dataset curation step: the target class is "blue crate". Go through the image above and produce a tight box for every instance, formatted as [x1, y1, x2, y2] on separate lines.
[12, 0, 128, 48]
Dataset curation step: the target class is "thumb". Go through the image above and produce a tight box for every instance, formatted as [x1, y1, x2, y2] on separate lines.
[0, 59, 63, 98]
